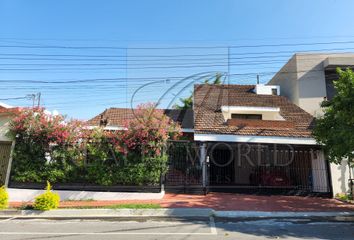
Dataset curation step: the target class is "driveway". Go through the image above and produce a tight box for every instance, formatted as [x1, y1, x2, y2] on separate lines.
[160, 193, 354, 211]
[10, 193, 354, 212]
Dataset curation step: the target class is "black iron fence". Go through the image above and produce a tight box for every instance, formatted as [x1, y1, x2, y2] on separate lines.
[9, 138, 332, 196]
[164, 141, 332, 195]
[164, 140, 203, 193]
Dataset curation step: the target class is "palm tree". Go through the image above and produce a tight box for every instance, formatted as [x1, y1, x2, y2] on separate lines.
[173, 73, 223, 109]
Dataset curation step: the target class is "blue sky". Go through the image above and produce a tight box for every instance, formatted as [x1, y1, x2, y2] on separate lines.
[1, 0, 354, 119]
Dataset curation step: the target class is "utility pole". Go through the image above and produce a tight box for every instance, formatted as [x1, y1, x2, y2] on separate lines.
[29, 94, 36, 108]
[37, 92, 41, 107]
[257, 75, 260, 84]
[25, 93, 37, 108]
[227, 46, 230, 84]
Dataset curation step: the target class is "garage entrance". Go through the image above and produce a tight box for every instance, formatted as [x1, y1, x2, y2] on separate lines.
[207, 143, 331, 195]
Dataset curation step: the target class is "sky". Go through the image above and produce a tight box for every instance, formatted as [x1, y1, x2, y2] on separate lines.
[1, 0, 354, 119]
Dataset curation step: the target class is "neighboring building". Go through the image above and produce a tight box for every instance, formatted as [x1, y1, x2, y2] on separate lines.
[269, 53, 354, 196]
[0, 103, 20, 141]
[0, 103, 19, 186]
[269, 52, 354, 117]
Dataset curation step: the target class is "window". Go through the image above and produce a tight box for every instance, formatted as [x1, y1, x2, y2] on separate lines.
[271, 88, 278, 95]
[231, 114, 262, 120]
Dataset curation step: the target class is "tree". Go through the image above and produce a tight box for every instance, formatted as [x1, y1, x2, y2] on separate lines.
[174, 73, 223, 109]
[313, 68, 354, 167]
[204, 72, 222, 85]
[174, 95, 193, 110]
[314, 68, 354, 198]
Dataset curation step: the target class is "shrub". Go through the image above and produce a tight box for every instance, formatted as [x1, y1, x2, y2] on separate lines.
[9, 104, 180, 186]
[335, 192, 352, 201]
[33, 182, 60, 210]
[0, 186, 9, 209]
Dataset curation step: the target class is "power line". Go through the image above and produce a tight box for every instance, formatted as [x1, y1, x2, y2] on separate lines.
[0, 96, 28, 100]
[0, 61, 291, 71]
[0, 46, 354, 59]
[0, 68, 340, 84]
[2, 40, 354, 50]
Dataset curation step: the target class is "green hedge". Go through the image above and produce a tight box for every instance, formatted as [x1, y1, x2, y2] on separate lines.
[10, 140, 167, 186]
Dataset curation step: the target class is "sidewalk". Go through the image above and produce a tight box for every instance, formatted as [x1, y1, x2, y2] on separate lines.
[10, 193, 354, 212]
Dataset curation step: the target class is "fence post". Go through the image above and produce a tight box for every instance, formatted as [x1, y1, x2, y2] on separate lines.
[4, 140, 15, 187]
[200, 142, 208, 194]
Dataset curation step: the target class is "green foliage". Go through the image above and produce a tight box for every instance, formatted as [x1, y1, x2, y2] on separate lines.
[313, 68, 354, 166]
[204, 72, 223, 84]
[10, 105, 177, 186]
[174, 94, 193, 110]
[335, 192, 352, 201]
[0, 186, 9, 210]
[33, 182, 60, 211]
[174, 73, 223, 109]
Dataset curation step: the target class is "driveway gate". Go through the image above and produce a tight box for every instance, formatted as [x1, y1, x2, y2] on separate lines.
[164, 141, 331, 196]
[207, 143, 331, 195]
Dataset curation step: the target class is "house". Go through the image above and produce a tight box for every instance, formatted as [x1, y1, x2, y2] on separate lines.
[0, 103, 20, 141]
[269, 53, 354, 196]
[193, 84, 330, 195]
[0, 103, 19, 186]
[89, 84, 332, 196]
[88, 107, 194, 138]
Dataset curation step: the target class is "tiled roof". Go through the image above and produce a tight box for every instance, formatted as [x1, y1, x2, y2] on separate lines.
[0, 106, 21, 115]
[88, 108, 194, 129]
[193, 84, 315, 138]
[164, 109, 194, 129]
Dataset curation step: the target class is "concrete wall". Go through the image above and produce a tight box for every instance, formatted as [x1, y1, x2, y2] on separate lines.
[330, 160, 353, 196]
[270, 53, 354, 117]
[269, 55, 300, 105]
[296, 54, 328, 117]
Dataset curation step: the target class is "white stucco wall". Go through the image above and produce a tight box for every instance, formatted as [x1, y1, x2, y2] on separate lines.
[330, 160, 353, 196]
[220, 106, 285, 121]
[0, 114, 12, 141]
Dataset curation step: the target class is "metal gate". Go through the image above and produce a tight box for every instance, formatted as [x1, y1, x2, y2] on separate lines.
[164, 140, 203, 193]
[207, 143, 331, 195]
[0, 141, 13, 186]
[164, 141, 331, 196]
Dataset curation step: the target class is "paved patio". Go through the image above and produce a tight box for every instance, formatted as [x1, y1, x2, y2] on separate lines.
[9, 193, 354, 212]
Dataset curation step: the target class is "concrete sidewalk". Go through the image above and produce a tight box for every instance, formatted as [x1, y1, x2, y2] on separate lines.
[8, 192, 354, 212]
[1, 208, 353, 219]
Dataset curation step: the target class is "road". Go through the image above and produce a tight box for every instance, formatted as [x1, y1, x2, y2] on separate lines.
[0, 216, 353, 240]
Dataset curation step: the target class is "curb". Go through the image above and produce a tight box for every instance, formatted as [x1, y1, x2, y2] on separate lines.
[1, 209, 353, 219]
[213, 211, 354, 218]
[0, 208, 213, 218]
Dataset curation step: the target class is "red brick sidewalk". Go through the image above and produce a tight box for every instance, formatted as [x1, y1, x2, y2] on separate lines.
[10, 193, 354, 212]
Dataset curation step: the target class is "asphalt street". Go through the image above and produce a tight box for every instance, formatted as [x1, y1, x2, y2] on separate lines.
[0, 216, 353, 240]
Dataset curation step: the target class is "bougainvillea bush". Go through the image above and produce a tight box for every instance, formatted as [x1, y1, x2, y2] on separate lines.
[8, 108, 88, 183]
[9, 104, 180, 186]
